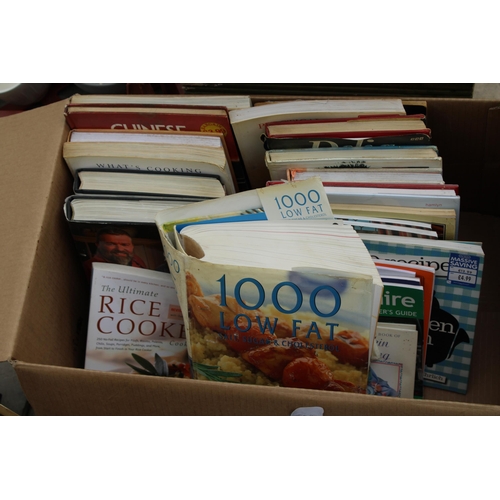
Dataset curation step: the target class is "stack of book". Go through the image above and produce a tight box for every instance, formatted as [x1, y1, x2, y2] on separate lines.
[64, 93, 252, 191]
[251, 100, 459, 241]
[62, 95, 250, 280]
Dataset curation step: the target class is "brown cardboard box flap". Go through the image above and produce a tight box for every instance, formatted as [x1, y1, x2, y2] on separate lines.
[0, 99, 86, 365]
[15, 362, 500, 416]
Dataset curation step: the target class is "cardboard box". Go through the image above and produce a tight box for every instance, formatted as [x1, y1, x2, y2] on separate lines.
[1, 97, 499, 415]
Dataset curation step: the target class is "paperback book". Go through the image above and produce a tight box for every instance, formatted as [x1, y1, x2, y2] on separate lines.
[85, 263, 188, 376]
[155, 178, 383, 393]
[368, 324, 418, 399]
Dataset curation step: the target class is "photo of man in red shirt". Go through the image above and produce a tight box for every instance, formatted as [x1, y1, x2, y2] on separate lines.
[83, 226, 147, 281]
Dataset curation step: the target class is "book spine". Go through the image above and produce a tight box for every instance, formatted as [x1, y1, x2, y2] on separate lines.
[264, 134, 432, 150]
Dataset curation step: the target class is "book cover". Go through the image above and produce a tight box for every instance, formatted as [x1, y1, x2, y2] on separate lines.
[85, 263, 188, 377]
[362, 235, 484, 394]
[163, 224, 376, 393]
[368, 324, 418, 399]
[64, 218, 168, 282]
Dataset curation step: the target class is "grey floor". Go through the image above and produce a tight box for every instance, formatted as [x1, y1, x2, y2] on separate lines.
[2, 83, 500, 416]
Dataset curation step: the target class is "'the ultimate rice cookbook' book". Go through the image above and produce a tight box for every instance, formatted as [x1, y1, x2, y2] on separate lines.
[155, 178, 383, 393]
[85, 263, 189, 377]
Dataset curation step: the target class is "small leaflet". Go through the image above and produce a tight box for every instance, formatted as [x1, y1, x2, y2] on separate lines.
[258, 177, 335, 221]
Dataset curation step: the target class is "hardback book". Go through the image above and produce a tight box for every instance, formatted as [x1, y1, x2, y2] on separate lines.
[85, 263, 189, 377]
[68, 93, 253, 111]
[62, 140, 238, 194]
[74, 169, 227, 199]
[228, 98, 407, 188]
[155, 178, 383, 393]
[63, 193, 198, 282]
[264, 114, 430, 139]
[266, 148, 442, 181]
[63, 217, 168, 282]
[262, 133, 433, 150]
[361, 234, 484, 394]
[63, 103, 248, 190]
[368, 324, 418, 399]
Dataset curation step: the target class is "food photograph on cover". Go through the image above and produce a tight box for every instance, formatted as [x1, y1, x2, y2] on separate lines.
[184, 267, 373, 393]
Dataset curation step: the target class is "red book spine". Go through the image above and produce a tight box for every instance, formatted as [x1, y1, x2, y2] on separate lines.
[64, 108, 241, 163]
